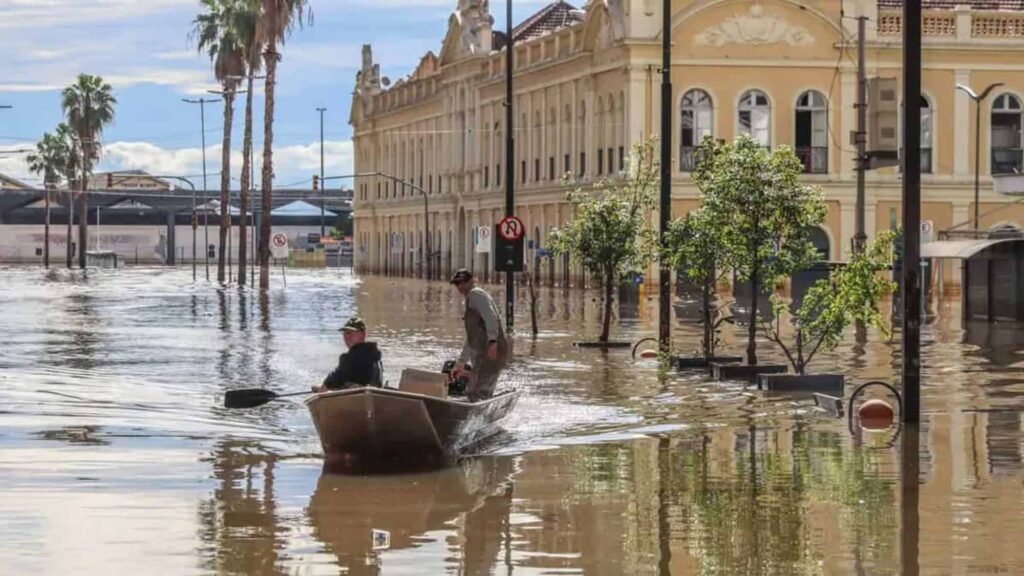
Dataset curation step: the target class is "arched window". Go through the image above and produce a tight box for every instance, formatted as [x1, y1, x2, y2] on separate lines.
[533, 110, 542, 182]
[680, 88, 713, 172]
[921, 96, 933, 174]
[795, 90, 828, 174]
[548, 107, 556, 180]
[577, 101, 587, 176]
[991, 93, 1023, 175]
[899, 95, 933, 174]
[596, 96, 606, 175]
[738, 89, 770, 146]
[562, 105, 572, 176]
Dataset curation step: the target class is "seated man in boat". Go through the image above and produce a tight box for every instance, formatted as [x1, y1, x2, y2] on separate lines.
[313, 316, 383, 392]
[450, 269, 508, 401]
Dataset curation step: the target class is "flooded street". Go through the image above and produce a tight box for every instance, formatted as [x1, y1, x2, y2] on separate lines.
[1, 267, 1022, 575]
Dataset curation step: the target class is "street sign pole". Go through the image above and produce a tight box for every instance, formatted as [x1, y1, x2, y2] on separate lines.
[504, 0, 515, 334]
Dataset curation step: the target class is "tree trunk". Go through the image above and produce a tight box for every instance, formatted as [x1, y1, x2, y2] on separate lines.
[239, 74, 254, 286]
[702, 270, 713, 360]
[601, 269, 614, 343]
[44, 183, 51, 268]
[746, 264, 759, 366]
[217, 89, 236, 284]
[259, 50, 278, 291]
[78, 165, 88, 269]
[66, 187, 74, 268]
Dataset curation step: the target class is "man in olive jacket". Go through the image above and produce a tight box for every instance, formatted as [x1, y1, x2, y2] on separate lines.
[450, 269, 509, 401]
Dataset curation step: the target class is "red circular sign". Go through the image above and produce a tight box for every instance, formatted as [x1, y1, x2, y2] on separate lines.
[498, 216, 525, 242]
[272, 234, 287, 247]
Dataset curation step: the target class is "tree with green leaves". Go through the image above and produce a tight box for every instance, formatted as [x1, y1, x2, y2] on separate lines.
[257, 0, 311, 290]
[56, 123, 82, 268]
[663, 207, 731, 362]
[764, 231, 896, 375]
[550, 139, 658, 343]
[27, 130, 71, 268]
[62, 74, 116, 269]
[235, 0, 262, 286]
[694, 136, 826, 366]
[192, 0, 250, 283]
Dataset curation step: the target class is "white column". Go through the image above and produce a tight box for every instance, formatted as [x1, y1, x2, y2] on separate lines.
[840, 202, 856, 260]
[840, 69, 857, 179]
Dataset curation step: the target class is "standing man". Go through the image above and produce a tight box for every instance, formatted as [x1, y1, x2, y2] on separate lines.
[450, 269, 509, 401]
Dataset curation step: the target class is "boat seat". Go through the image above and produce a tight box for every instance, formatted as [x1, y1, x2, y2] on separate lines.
[398, 369, 448, 399]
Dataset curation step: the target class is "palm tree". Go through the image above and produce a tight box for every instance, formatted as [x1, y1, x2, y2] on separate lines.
[256, 0, 310, 289]
[62, 74, 116, 269]
[193, 0, 247, 284]
[26, 130, 69, 268]
[56, 123, 82, 268]
[235, 0, 262, 287]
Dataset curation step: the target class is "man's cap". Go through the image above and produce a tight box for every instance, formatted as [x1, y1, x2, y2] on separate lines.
[450, 268, 473, 284]
[340, 316, 366, 332]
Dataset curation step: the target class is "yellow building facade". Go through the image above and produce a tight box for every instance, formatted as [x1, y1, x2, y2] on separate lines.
[350, 0, 1024, 284]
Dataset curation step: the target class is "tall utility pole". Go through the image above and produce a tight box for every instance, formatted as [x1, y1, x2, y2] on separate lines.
[854, 16, 868, 254]
[183, 97, 219, 281]
[317, 107, 327, 238]
[504, 0, 515, 333]
[658, 0, 673, 351]
[901, 0, 922, 425]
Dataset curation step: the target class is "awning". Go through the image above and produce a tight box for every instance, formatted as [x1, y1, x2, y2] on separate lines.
[920, 239, 1018, 260]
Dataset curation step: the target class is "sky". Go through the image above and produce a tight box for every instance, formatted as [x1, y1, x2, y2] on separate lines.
[0, 0, 552, 190]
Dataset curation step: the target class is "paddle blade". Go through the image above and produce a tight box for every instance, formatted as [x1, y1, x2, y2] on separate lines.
[224, 388, 279, 409]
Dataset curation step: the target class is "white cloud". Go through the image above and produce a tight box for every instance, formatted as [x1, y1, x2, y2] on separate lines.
[0, 143, 37, 182]
[99, 139, 353, 186]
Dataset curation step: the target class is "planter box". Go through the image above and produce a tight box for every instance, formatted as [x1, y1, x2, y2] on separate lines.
[675, 355, 743, 370]
[758, 374, 845, 396]
[573, 341, 633, 349]
[711, 363, 787, 382]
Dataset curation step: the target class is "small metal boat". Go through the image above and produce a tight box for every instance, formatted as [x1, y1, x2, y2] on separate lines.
[305, 372, 519, 469]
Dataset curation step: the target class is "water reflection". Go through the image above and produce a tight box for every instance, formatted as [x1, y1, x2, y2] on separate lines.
[1, 269, 1023, 574]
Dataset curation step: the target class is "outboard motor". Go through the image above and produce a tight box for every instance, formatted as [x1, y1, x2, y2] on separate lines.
[441, 360, 469, 397]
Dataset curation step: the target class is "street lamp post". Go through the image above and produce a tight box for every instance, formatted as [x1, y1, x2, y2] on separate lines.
[956, 82, 1003, 232]
[182, 97, 221, 281]
[323, 172, 429, 279]
[658, 0, 673, 352]
[106, 172, 198, 280]
[317, 107, 327, 239]
[504, 0, 515, 334]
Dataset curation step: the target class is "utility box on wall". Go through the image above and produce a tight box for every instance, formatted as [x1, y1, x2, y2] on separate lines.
[868, 77, 900, 169]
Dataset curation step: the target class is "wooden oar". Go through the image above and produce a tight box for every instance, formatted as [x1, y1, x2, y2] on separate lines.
[224, 388, 314, 409]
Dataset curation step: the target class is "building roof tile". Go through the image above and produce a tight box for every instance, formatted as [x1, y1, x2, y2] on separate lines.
[513, 1, 584, 42]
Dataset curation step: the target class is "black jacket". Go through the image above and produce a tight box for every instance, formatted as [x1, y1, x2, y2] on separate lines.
[322, 342, 383, 389]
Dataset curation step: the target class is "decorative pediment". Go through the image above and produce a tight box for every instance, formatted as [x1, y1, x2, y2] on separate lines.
[694, 4, 814, 47]
[439, 0, 494, 65]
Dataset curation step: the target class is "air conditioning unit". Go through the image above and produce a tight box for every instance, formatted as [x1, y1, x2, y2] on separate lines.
[867, 77, 899, 169]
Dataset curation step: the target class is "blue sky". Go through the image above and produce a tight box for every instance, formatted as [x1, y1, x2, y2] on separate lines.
[0, 0, 551, 190]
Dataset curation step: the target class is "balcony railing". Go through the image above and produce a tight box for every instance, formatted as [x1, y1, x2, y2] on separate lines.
[992, 148, 1023, 175]
[796, 146, 828, 174]
[680, 147, 698, 172]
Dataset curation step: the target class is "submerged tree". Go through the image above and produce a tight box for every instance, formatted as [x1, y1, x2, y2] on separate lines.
[256, 0, 311, 290]
[27, 130, 71, 268]
[663, 207, 731, 362]
[763, 231, 897, 375]
[695, 136, 826, 365]
[550, 139, 658, 343]
[61, 73, 116, 269]
[192, 0, 249, 283]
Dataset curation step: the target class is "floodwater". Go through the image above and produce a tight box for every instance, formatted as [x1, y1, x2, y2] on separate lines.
[0, 267, 1022, 575]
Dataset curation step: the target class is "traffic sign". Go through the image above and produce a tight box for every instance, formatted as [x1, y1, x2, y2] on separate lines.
[498, 216, 525, 242]
[270, 232, 290, 259]
[476, 226, 492, 253]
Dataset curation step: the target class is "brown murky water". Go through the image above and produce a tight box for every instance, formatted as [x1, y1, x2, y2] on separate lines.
[1, 267, 1022, 575]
